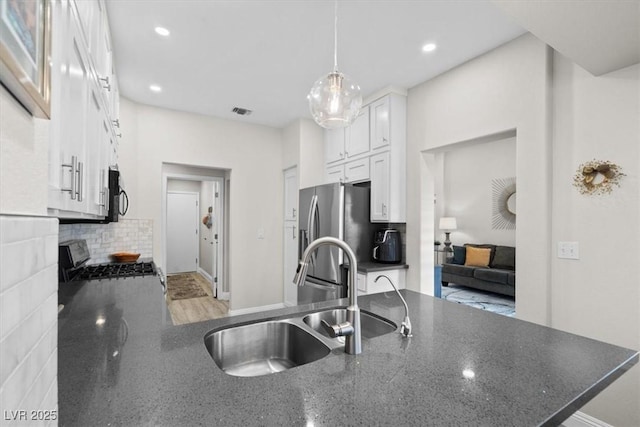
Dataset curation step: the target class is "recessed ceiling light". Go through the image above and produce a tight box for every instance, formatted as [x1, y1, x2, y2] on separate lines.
[422, 43, 437, 53]
[149, 85, 162, 93]
[154, 26, 170, 37]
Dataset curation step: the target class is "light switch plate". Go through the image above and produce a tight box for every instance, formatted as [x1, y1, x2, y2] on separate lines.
[557, 241, 579, 259]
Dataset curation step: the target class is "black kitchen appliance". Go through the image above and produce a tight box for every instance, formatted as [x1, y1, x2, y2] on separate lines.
[58, 239, 156, 282]
[372, 228, 402, 264]
[106, 169, 128, 222]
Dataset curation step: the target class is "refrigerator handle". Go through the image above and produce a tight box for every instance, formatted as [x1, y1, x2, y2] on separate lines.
[308, 194, 318, 242]
[309, 194, 319, 265]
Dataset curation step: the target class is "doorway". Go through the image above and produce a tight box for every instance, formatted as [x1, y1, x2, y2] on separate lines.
[166, 191, 199, 274]
[162, 164, 229, 302]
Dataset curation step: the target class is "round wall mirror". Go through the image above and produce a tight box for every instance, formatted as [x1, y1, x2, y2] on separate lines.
[506, 192, 516, 215]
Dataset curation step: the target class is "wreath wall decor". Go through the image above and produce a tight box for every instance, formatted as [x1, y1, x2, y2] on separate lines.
[572, 160, 625, 196]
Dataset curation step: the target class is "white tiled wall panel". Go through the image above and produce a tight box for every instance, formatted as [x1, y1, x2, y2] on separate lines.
[0, 215, 58, 426]
[59, 219, 153, 264]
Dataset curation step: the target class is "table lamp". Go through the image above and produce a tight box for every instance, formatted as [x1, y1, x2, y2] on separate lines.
[439, 217, 457, 254]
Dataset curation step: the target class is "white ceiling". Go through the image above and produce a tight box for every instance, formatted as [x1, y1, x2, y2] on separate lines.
[105, 0, 526, 128]
[492, 0, 640, 76]
[106, 1, 639, 129]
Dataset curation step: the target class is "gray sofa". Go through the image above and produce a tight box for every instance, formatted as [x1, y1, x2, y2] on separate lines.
[441, 244, 515, 297]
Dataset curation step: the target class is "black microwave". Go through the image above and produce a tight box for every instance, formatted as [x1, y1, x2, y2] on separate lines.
[105, 169, 128, 222]
[59, 169, 128, 224]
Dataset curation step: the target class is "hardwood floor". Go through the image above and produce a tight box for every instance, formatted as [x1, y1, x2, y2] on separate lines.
[165, 272, 229, 325]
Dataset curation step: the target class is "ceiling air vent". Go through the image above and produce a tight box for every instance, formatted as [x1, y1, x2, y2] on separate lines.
[232, 107, 252, 116]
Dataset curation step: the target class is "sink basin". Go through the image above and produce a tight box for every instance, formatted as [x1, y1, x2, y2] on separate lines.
[204, 320, 330, 377]
[303, 309, 397, 339]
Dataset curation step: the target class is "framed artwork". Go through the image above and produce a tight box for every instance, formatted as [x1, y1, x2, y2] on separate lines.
[0, 0, 51, 118]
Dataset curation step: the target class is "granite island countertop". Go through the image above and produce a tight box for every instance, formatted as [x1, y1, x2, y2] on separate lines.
[58, 276, 638, 426]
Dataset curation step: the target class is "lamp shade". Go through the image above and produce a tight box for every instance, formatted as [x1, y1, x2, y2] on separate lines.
[439, 217, 457, 230]
[308, 71, 362, 129]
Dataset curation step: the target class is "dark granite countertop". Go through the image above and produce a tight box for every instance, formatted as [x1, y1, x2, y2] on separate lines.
[357, 261, 408, 272]
[58, 276, 638, 426]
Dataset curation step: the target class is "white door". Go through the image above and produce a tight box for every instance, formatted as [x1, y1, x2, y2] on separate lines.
[167, 192, 199, 274]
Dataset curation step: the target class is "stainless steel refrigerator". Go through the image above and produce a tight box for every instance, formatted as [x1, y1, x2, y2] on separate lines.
[297, 183, 374, 304]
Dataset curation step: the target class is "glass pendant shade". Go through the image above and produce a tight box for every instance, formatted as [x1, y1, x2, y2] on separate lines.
[308, 70, 362, 129]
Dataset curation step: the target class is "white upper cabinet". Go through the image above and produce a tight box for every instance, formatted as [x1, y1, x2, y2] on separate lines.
[48, 0, 90, 212]
[325, 128, 346, 164]
[370, 96, 390, 151]
[324, 105, 370, 166]
[48, 0, 119, 218]
[345, 106, 370, 158]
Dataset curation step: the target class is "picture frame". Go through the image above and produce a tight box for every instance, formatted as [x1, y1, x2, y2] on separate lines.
[0, 0, 51, 118]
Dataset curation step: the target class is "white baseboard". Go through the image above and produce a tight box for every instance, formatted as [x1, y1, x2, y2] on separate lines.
[197, 268, 213, 282]
[228, 303, 286, 316]
[562, 411, 611, 427]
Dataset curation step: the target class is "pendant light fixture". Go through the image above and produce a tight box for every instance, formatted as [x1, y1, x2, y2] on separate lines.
[308, 0, 362, 129]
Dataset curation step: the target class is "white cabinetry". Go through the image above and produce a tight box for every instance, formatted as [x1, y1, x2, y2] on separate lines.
[370, 96, 390, 151]
[48, 0, 119, 218]
[322, 92, 406, 222]
[325, 158, 370, 184]
[284, 167, 298, 221]
[345, 107, 370, 158]
[325, 128, 345, 164]
[324, 106, 370, 169]
[369, 93, 406, 223]
[357, 268, 406, 296]
[283, 167, 299, 306]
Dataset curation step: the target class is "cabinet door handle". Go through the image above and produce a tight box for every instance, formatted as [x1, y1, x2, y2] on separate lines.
[76, 161, 84, 202]
[61, 155, 77, 200]
[292, 225, 296, 239]
[292, 208, 296, 218]
[382, 203, 387, 216]
[99, 76, 111, 92]
[112, 119, 120, 128]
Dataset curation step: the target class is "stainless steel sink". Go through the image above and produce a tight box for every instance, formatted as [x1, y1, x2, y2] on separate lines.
[303, 309, 397, 339]
[204, 320, 331, 377]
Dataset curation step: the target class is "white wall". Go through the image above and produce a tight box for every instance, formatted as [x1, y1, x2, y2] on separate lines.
[0, 88, 58, 420]
[118, 98, 284, 311]
[282, 118, 325, 190]
[550, 55, 639, 426]
[407, 33, 639, 425]
[407, 34, 552, 325]
[440, 136, 516, 246]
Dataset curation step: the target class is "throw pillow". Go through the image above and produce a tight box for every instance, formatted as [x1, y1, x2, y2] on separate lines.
[464, 246, 491, 267]
[452, 246, 466, 264]
[491, 246, 516, 270]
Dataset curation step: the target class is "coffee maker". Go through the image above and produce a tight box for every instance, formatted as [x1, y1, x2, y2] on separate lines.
[372, 228, 402, 264]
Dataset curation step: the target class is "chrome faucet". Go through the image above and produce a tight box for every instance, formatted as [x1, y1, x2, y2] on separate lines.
[374, 275, 412, 337]
[293, 236, 361, 355]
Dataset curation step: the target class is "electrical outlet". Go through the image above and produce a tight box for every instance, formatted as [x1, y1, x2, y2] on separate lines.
[557, 241, 579, 260]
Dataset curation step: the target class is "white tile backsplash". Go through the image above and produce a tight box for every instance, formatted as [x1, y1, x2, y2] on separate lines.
[59, 219, 153, 264]
[0, 215, 58, 423]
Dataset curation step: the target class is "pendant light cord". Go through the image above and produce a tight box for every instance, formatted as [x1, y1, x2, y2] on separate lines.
[333, 0, 338, 72]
